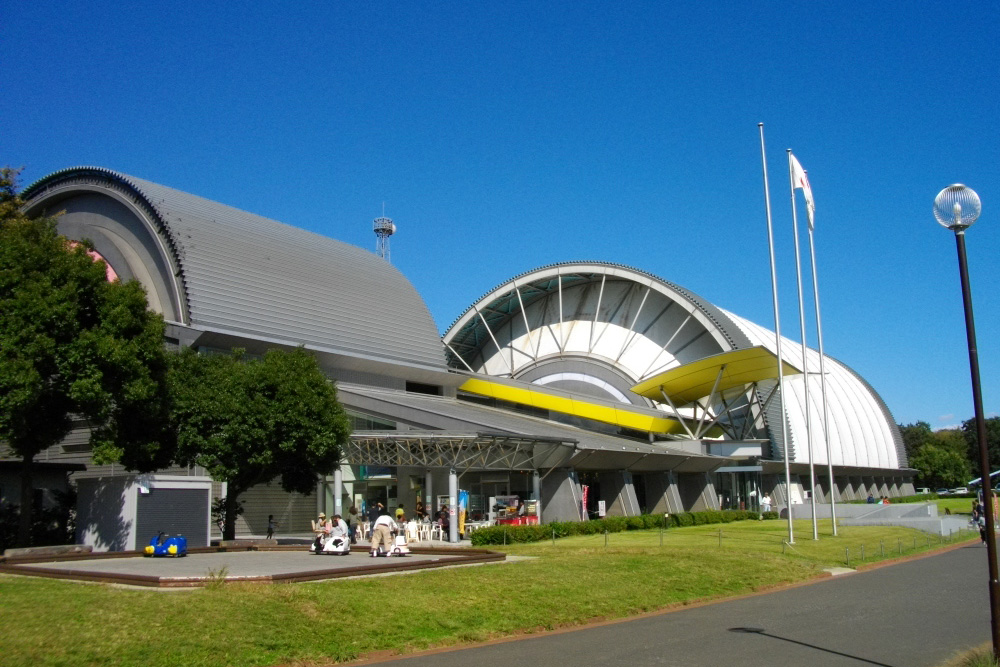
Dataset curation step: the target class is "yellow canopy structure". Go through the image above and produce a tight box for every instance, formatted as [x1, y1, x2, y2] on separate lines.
[630, 346, 801, 406]
[458, 377, 688, 435]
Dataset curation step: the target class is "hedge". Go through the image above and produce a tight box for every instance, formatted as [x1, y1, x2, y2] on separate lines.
[469, 509, 776, 546]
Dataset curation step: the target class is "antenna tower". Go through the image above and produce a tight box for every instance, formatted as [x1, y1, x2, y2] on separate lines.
[373, 213, 396, 262]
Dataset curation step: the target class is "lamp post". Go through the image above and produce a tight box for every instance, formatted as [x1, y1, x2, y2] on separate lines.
[933, 184, 998, 659]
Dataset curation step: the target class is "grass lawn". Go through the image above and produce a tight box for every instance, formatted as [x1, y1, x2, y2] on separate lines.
[935, 497, 979, 516]
[0, 520, 976, 667]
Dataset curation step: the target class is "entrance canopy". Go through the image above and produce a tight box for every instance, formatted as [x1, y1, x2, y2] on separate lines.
[346, 432, 575, 472]
[630, 346, 800, 406]
[339, 385, 731, 474]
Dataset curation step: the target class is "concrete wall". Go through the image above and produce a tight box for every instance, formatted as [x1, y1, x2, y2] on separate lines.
[541, 469, 583, 522]
[599, 471, 641, 516]
[645, 471, 684, 514]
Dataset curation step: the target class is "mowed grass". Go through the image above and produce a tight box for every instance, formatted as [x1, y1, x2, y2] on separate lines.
[0, 520, 975, 667]
[503, 518, 976, 566]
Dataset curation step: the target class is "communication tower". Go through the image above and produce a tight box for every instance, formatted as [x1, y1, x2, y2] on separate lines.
[373, 214, 396, 262]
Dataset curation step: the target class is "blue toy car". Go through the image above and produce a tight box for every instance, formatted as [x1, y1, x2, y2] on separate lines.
[145, 532, 188, 557]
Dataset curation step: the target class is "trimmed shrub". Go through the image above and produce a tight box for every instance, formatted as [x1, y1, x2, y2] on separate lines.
[468, 508, 780, 546]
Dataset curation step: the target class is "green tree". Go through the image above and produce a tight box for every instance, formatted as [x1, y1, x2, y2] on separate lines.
[962, 416, 1000, 473]
[169, 347, 351, 540]
[909, 444, 971, 489]
[930, 428, 968, 458]
[0, 168, 172, 546]
[899, 421, 933, 459]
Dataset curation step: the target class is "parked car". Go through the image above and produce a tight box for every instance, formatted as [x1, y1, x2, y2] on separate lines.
[950, 487, 969, 495]
[935, 488, 951, 496]
[916, 487, 931, 495]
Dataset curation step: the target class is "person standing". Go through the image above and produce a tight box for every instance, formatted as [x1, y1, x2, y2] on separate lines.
[347, 505, 361, 544]
[761, 494, 772, 513]
[266, 514, 279, 540]
[367, 501, 383, 525]
[370, 510, 397, 556]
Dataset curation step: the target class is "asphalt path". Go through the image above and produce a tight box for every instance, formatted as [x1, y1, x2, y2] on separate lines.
[360, 544, 991, 666]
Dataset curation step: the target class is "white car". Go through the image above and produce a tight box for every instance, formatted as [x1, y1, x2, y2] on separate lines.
[950, 487, 969, 495]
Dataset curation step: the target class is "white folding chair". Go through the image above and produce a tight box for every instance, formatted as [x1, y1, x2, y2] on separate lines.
[430, 523, 443, 541]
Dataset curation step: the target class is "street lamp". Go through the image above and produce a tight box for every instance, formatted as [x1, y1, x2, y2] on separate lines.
[933, 184, 998, 658]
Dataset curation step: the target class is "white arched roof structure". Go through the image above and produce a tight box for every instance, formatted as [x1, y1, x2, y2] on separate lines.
[444, 262, 905, 471]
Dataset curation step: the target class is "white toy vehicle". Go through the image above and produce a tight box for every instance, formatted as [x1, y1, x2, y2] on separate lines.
[311, 534, 351, 555]
[371, 534, 411, 557]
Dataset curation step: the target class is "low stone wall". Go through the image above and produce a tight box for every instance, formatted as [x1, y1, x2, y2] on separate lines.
[788, 502, 974, 537]
[789, 502, 939, 520]
[3, 544, 93, 560]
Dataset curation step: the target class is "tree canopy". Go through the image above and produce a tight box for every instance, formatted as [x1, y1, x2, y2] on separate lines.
[962, 416, 1000, 473]
[0, 168, 172, 545]
[169, 347, 351, 540]
[909, 444, 971, 489]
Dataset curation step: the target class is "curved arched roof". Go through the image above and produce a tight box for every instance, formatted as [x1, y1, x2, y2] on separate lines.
[22, 167, 446, 372]
[444, 261, 904, 470]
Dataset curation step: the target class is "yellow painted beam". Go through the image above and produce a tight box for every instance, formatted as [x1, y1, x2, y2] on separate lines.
[630, 346, 801, 405]
[459, 377, 688, 435]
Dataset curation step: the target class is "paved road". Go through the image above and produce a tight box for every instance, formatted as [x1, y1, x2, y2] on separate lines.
[361, 544, 991, 666]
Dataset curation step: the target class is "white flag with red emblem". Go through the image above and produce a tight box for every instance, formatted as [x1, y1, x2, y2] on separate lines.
[789, 153, 815, 230]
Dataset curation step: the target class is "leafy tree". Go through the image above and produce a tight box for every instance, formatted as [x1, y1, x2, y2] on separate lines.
[930, 428, 968, 458]
[899, 421, 933, 459]
[909, 444, 971, 489]
[962, 416, 1000, 473]
[169, 347, 351, 540]
[0, 168, 172, 546]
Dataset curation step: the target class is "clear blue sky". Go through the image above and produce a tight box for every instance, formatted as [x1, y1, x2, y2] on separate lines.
[4, 2, 997, 429]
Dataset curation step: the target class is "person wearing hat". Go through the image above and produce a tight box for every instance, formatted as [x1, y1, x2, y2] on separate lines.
[312, 512, 331, 551]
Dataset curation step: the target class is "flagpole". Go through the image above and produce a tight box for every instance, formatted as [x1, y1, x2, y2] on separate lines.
[788, 149, 819, 540]
[807, 219, 838, 535]
[759, 123, 794, 545]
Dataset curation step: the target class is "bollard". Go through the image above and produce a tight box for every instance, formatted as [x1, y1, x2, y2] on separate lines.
[861, 544, 865, 561]
[552, 528, 555, 546]
[880, 540, 884, 558]
[846, 547, 850, 567]
[898, 538, 902, 555]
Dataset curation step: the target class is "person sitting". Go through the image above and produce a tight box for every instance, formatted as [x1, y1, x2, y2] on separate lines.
[331, 514, 349, 538]
[436, 505, 450, 536]
[395, 504, 406, 521]
[312, 512, 331, 551]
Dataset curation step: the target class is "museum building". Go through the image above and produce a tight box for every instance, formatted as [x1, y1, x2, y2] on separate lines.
[2, 167, 912, 548]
